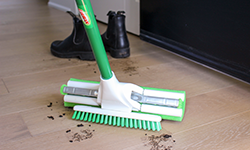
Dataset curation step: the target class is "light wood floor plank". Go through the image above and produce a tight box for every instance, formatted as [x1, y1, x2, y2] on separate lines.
[2, 51, 174, 92]
[161, 83, 250, 133]
[1, 0, 250, 149]
[142, 61, 239, 97]
[0, 113, 32, 145]
[174, 110, 250, 150]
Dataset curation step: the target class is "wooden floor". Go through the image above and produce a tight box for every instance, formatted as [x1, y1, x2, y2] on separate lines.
[1, 0, 250, 149]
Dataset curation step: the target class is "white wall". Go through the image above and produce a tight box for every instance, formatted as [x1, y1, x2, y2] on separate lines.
[48, 0, 78, 14]
[91, 0, 139, 35]
[48, 0, 140, 35]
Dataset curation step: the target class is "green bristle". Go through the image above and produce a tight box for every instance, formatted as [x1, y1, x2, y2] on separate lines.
[109, 115, 112, 125]
[72, 111, 78, 119]
[72, 111, 162, 131]
[142, 120, 146, 130]
[157, 122, 162, 131]
[151, 122, 156, 131]
[100, 114, 104, 124]
[147, 121, 151, 130]
[88, 113, 93, 122]
[84, 112, 89, 121]
[104, 115, 108, 124]
[130, 119, 133, 128]
[76, 111, 81, 120]
[96, 114, 100, 123]
[138, 120, 142, 129]
[113, 116, 116, 126]
[155, 122, 158, 131]
[117, 117, 120, 126]
[134, 119, 137, 128]
[121, 117, 125, 127]
[125, 118, 129, 128]
[80, 112, 85, 120]
[92, 113, 96, 122]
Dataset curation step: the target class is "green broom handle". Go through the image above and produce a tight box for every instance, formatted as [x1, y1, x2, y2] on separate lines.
[75, 0, 113, 80]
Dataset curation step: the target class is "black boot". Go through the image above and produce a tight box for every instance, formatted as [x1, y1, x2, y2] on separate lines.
[101, 11, 130, 58]
[50, 12, 95, 61]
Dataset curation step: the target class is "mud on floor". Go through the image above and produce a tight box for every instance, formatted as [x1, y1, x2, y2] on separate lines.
[142, 133, 176, 150]
[66, 124, 95, 143]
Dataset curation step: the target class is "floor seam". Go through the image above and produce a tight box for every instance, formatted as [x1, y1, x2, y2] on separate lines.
[1, 78, 10, 93]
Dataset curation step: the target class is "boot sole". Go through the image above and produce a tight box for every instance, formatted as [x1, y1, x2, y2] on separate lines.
[51, 48, 95, 61]
[105, 47, 130, 58]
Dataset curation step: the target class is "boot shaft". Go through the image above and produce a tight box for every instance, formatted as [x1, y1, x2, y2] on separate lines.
[104, 11, 129, 49]
[72, 15, 85, 44]
[50, 11, 94, 61]
[105, 11, 116, 38]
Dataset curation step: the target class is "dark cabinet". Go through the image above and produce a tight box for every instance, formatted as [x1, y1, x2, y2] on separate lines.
[140, 0, 250, 83]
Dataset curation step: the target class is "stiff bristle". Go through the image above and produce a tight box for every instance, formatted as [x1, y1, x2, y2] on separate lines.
[72, 111, 162, 131]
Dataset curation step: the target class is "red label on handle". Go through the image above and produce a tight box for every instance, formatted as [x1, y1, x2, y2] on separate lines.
[79, 9, 90, 25]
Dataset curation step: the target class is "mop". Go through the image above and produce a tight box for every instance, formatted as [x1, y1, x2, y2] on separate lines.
[60, 0, 186, 131]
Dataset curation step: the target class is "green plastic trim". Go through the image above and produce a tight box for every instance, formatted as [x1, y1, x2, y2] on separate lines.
[64, 102, 77, 107]
[75, 0, 112, 80]
[63, 79, 186, 122]
[63, 79, 100, 107]
[60, 84, 67, 95]
[140, 86, 186, 121]
[64, 101, 101, 108]
[69, 78, 100, 84]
